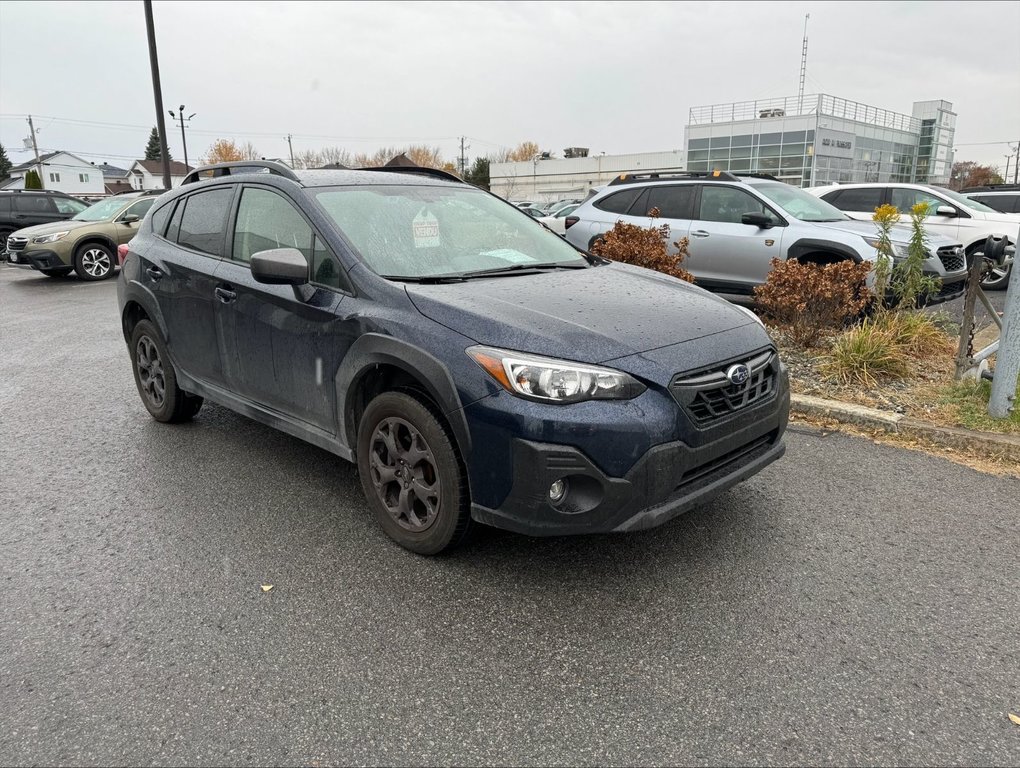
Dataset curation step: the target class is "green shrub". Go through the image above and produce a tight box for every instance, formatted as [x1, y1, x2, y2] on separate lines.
[822, 322, 910, 386]
[871, 310, 955, 360]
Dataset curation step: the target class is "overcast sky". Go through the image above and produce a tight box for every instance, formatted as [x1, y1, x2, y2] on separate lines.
[1, 0, 1018, 174]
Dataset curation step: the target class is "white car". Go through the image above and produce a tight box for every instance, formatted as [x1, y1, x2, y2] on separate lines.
[537, 203, 580, 234]
[808, 182, 1019, 289]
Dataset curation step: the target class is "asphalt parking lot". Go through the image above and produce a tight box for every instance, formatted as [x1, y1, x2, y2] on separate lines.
[1, 265, 1017, 766]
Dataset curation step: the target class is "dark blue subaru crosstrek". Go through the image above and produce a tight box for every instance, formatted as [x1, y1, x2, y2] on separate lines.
[117, 161, 789, 554]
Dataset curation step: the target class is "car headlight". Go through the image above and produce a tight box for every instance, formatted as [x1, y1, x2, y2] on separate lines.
[861, 236, 910, 260]
[467, 345, 646, 403]
[32, 231, 71, 244]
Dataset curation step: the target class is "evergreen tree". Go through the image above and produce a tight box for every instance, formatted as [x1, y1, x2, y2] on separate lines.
[0, 143, 11, 181]
[465, 157, 490, 189]
[24, 169, 43, 189]
[144, 127, 171, 161]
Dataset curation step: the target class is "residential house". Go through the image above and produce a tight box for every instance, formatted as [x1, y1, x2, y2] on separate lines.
[97, 162, 132, 196]
[127, 159, 194, 191]
[2, 151, 106, 196]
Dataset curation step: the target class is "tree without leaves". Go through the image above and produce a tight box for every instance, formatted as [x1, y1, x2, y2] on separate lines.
[293, 149, 323, 169]
[239, 141, 260, 160]
[144, 127, 171, 161]
[0, 143, 11, 180]
[949, 161, 1003, 190]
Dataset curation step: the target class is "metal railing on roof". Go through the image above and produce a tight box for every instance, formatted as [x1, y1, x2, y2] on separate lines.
[688, 94, 921, 133]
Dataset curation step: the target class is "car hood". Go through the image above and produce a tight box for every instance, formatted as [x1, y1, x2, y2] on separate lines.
[813, 218, 935, 244]
[9, 220, 96, 238]
[404, 262, 757, 365]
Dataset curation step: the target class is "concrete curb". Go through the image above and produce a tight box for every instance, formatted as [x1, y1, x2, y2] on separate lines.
[790, 393, 1020, 464]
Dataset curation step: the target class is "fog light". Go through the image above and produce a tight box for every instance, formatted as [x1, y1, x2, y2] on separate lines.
[548, 478, 568, 505]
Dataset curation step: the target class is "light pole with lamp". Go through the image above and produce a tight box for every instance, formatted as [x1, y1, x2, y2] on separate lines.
[168, 106, 196, 173]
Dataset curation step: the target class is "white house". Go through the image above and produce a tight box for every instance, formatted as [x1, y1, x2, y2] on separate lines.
[3, 151, 106, 196]
[127, 160, 194, 190]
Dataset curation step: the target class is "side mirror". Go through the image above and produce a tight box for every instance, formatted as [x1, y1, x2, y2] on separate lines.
[935, 205, 957, 217]
[741, 212, 773, 229]
[250, 247, 308, 285]
[119, 214, 140, 224]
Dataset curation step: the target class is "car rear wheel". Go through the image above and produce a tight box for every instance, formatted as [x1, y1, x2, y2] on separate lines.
[129, 319, 203, 423]
[980, 262, 1012, 291]
[40, 268, 73, 278]
[357, 392, 471, 554]
[74, 243, 115, 281]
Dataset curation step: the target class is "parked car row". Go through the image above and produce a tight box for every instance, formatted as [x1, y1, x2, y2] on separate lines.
[563, 171, 974, 302]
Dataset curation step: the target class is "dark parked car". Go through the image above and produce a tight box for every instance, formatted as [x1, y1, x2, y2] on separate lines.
[0, 190, 90, 260]
[118, 161, 788, 554]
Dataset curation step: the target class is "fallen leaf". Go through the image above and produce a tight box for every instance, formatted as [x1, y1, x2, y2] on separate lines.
[1009, 712, 1020, 726]
[261, 584, 273, 593]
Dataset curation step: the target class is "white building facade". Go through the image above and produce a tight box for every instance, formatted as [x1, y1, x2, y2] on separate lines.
[128, 160, 193, 190]
[489, 151, 686, 203]
[684, 94, 956, 188]
[3, 151, 106, 196]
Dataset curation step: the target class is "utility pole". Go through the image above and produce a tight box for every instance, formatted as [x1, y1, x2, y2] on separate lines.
[168, 106, 195, 172]
[143, 0, 172, 190]
[26, 115, 42, 187]
[287, 134, 295, 168]
[459, 136, 469, 177]
[1014, 140, 1019, 184]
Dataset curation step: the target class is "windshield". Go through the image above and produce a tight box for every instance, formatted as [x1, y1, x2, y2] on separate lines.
[932, 186, 998, 214]
[72, 197, 130, 222]
[750, 182, 848, 222]
[315, 185, 588, 278]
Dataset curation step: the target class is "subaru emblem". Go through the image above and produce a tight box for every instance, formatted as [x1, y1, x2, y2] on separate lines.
[726, 363, 750, 386]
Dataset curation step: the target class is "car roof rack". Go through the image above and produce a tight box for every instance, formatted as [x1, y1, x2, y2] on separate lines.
[2, 189, 68, 195]
[182, 160, 299, 185]
[112, 188, 166, 196]
[742, 173, 780, 181]
[607, 170, 741, 186]
[356, 166, 463, 183]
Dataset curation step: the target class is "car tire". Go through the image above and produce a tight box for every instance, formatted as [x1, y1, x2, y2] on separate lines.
[980, 261, 1012, 291]
[40, 268, 73, 278]
[73, 242, 116, 281]
[129, 319, 204, 423]
[357, 391, 471, 555]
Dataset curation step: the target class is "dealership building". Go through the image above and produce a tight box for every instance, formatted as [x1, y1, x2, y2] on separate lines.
[489, 93, 956, 201]
[684, 94, 956, 188]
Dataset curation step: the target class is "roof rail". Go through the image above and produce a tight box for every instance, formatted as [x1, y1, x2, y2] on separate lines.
[960, 184, 1020, 192]
[742, 173, 780, 181]
[182, 160, 299, 186]
[607, 170, 741, 186]
[3, 189, 67, 195]
[356, 166, 463, 183]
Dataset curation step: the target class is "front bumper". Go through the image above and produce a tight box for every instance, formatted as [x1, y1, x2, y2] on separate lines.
[7, 248, 68, 271]
[469, 380, 790, 536]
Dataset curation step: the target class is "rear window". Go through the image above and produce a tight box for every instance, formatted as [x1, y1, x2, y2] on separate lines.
[824, 187, 884, 212]
[970, 194, 1020, 213]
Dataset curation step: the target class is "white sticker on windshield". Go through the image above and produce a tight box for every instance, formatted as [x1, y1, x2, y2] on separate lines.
[480, 248, 536, 264]
[412, 210, 440, 248]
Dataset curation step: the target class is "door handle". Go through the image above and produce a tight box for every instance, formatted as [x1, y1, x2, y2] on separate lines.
[145, 266, 163, 280]
[214, 285, 237, 303]
[691, 230, 710, 238]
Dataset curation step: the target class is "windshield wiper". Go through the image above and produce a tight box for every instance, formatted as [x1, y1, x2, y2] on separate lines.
[459, 262, 589, 279]
[380, 274, 466, 284]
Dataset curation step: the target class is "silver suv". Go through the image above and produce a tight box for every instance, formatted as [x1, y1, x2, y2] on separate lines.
[565, 172, 968, 304]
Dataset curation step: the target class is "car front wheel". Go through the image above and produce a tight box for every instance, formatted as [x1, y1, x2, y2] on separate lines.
[357, 392, 471, 554]
[74, 243, 115, 281]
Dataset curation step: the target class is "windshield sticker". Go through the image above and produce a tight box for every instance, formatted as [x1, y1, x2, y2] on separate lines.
[479, 248, 536, 264]
[412, 210, 441, 248]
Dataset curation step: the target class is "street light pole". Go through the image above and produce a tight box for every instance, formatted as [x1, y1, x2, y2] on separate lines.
[143, 0, 172, 190]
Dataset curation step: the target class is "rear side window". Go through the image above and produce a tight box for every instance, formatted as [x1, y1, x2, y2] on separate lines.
[646, 185, 696, 219]
[174, 188, 234, 256]
[594, 188, 643, 215]
[14, 196, 56, 213]
[824, 187, 884, 212]
[970, 194, 1020, 213]
[0, 196, 10, 213]
[149, 201, 173, 236]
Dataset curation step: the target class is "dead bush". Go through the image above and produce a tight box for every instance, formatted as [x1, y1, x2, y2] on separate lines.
[753, 258, 872, 347]
[590, 208, 694, 282]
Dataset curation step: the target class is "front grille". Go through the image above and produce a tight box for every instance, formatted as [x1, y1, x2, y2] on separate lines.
[670, 348, 778, 425]
[6, 236, 28, 252]
[937, 245, 965, 273]
[674, 432, 776, 494]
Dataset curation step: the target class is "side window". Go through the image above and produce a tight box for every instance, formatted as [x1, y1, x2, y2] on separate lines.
[697, 186, 769, 224]
[311, 236, 346, 290]
[53, 197, 83, 214]
[175, 188, 234, 256]
[122, 199, 155, 220]
[165, 200, 184, 241]
[645, 185, 696, 219]
[0, 196, 10, 213]
[150, 201, 173, 236]
[825, 187, 883, 211]
[593, 188, 642, 215]
[890, 188, 943, 213]
[15, 196, 56, 214]
[232, 187, 313, 264]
